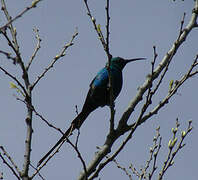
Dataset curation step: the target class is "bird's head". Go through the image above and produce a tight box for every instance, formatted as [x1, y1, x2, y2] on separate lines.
[109, 57, 146, 70]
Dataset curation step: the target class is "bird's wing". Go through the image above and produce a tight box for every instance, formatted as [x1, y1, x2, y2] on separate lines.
[83, 67, 109, 108]
[90, 67, 109, 88]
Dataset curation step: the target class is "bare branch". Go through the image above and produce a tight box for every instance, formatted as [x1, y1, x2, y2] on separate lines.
[118, 7, 198, 132]
[104, 0, 115, 135]
[132, 46, 158, 129]
[149, 137, 162, 180]
[0, 146, 21, 176]
[31, 139, 65, 179]
[0, 147, 20, 180]
[29, 163, 45, 180]
[0, 66, 27, 96]
[0, 50, 16, 62]
[83, 0, 115, 134]
[0, 2, 38, 178]
[140, 127, 161, 179]
[129, 163, 141, 179]
[140, 54, 198, 124]
[66, 139, 88, 180]
[78, 1, 198, 179]
[31, 30, 78, 89]
[1, 0, 19, 52]
[0, 0, 42, 31]
[177, 12, 186, 41]
[105, 0, 110, 55]
[32, 132, 88, 179]
[83, 0, 106, 51]
[1, 29, 30, 88]
[131, 14, 188, 128]
[147, 127, 162, 180]
[112, 158, 132, 180]
[88, 126, 136, 179]
[33, 106, 64, 134]
[26, 28, 41, 71]
[105, 1, 115, 135]
[158, 120, 193, 180]
[16, 97, 64, 134]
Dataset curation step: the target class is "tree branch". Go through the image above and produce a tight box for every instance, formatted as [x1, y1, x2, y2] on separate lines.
[26, 28, 41, 71]
[0, 50, 16, 62]
[139, 54, 198, 126]
[0, 153, 20, 180]
[31, 30, 78, 90]
[16, 97, 64, 134]
[83, 0, 106, 51]
[0, 66, 27, 96]
[158, 120, 193, 180]
[0, 146, 21, 178]
[0, 0, 42, 32]
[117, 0, 198, 129]
[1, 0, 19, 53]
[78, 1, 198, 179]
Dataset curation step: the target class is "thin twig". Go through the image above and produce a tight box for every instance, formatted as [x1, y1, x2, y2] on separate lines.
[151, 48, 173, 96]
[129, 163, 141, 179]
[1, 29, 30, 87]
[147, 127, 162, 180]
[16, 97, 64, 134]
[66, 139, 88, 180]
[31, 30, 78, 89]
[83, 0, 114, 133]
[0, 0, 42, 31]
[158, 120, 193, 180]
[26, 28, 41, 71]
[105, 0, 115, 134]
[150, 13, 186, 97]
[1, 0, 19, 52]
[0, 146, 21, 175]
[31, 140, 65, 179]
[89, 119, 140, 180]
[0, 50, 16, 62]
[140, 54, 198, 124]
[117, 0, 198, 131]
[33, 106, 64, 134]
[0, 66, 27, 96]
[109, 48, 157, 171]
[88, 54, 198, 180]
[140, 127, 161, 179]
[111, 158, 132, 180]
[0, 151, 20, 180]
[105, 0, 110, 54]
[134, 46, 158, 128]
[74, 105, 81, 147]
[30, 163, 45, 180]
[149, 137, 162, 180]
[32, 132, 88, 179]
[83, 0, 106, 51]
[177, 12, 186, 41]
[77, 1, 198, 179]
[145, 45, 157, 105]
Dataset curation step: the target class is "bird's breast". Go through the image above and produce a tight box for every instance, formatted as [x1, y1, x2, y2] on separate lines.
[111, 68, 123, 99]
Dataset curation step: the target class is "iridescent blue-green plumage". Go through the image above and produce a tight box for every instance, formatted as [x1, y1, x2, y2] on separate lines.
[38, 56, 145, 166]
[78, 57, 145, 121]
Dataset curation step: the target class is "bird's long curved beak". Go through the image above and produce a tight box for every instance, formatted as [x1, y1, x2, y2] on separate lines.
[125, 58, 146, 63]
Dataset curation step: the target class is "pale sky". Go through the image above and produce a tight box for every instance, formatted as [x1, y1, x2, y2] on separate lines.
[0, 1, 197, 180]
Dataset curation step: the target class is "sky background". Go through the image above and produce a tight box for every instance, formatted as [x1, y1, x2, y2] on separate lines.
[0, 0, 198, 179]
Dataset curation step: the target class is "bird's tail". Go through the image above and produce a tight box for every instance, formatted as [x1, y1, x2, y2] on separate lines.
[71, 110, 90, 129]
[37, 111, 90, 167]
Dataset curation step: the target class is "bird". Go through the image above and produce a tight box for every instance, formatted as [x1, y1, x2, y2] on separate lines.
[38, 56, 146, 166]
